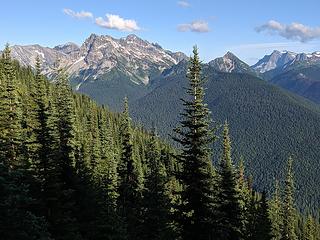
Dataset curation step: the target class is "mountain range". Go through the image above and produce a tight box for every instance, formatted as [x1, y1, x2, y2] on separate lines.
[11, 34, 186, 84]
[8, 34, 187, 109]
[6, 34, 320, 106]
[255, 50, 320, 103]
[4, 34, 320, 210]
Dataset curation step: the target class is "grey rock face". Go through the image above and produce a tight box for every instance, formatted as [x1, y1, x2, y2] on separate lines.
[8, 34, 187, 86]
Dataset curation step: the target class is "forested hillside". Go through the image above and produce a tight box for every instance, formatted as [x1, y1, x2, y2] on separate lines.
[131, 62, 320, 213]
[269, 64, 320, 104]
[0, 45, 320, 239]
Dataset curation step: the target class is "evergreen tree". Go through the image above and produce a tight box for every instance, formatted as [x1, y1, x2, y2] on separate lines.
[303, 214, 316, 240]
[93, 108, 124, 240]
[245, 190, 260, 240]
[173, 46, 217, 240]
[269, 180, 283, 240]
[255, 191, 272, 240]
[55, 66, 77, 170]
[0, 161, 51, 240]
[0, 47, 51, 240]
[281, 157, 298, 240]
[97, 108, 119, 209]
[88, 106, 101, 170]
[1, 45, 320, 240]
[19, 58, 40, 174]
[141, 129, 174, 240]
[216, 122, 242, 239]
[237, 157, 251, 238]
[0, 44, 22, 168]
[117, 97, 144, 240]
[54, 66, 81, 240]
[32, 56, 62, 223]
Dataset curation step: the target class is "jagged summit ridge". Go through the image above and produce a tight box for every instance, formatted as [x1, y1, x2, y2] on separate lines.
[8, 34, 188, 85]
[252, 50, 320, 73]
[208, 51, 254, 74]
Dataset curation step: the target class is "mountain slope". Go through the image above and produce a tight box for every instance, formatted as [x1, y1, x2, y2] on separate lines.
[254, 50, 320, 79]
[209, 52, 257, 75]
[10, 34, 186, 83]
[252, 50, 297, 73]
[131, 63, 320, 211]
[251, 50, 320, 104]
[74, 68, 151, 110]
[8, 34, 187, 110]
[270, 65, 320, 104]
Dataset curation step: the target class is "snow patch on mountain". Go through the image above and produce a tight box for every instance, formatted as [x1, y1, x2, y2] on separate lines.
[7, 34, 187, 87]
[252, 50, 320, 73]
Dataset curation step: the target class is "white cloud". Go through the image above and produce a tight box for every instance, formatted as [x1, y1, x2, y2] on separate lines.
[177, 1, 191, 8]
[63, 8, 93, 19]
[177, 20, 209, 33]
[256, 20, 320, 43]
[95, 14, 140, 32]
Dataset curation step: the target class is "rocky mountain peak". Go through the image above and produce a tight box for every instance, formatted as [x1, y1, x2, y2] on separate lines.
[252, 50, 297, 73]
[7, 34, 187, 86]
[223, 51, 238, 60]
[253, 50, 320, 73]
[86, 33, 99, 42]
[209, 52, 253, 74]
[54, 42, 79, 56]
[125, 34, 140, 41]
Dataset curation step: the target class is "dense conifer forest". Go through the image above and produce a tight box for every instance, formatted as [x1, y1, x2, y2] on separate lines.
[0, 44, 320, 239]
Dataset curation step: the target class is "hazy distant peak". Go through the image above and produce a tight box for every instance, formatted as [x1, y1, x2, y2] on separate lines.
[252, 50, 320, 73]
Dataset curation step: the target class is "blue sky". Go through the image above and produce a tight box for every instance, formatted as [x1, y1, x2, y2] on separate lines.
[1, 0, 320, 64]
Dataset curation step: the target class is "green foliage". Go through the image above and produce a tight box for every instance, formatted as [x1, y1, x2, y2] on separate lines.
[173, 46, 217, 240]
[302, 214, 320, 240]
[216, 122, 242, 239]
[0, 164, 51, 240]
[269, 65, 320, 104]
[0, 44, 23, 168]
[269, 180, 284, 240]
[0, 45, 319, 240]
[117, 97, 144, 240]
[140, 130, 175, 240]
[255, 192, 273, 240]
[282, 157, 298, 240]
[131, 62, 320, 213]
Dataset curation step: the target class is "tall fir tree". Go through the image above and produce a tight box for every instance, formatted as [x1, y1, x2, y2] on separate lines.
[216, 122, 243, 239]
[55, 66, 77, 170]
[245, 190, 260, 240]
[117, 97, 144, 240]
[237, 157, 251, 238]
[0, 44, 22, 168]
[303, 214, 317, 240]
[33, 56, 62, 222]
[96, 108, 119, 210]
[281, 157, 298, 240]
[54, 65, 81, 240]
[19, 57, 41, 174]
[93, 108, 124, 240]
[0, 48, 51, 240]
[269, 180, 283, 240]
[255, 191, 273, 240]
[141, 129, 175, 240]
[173, 46, 217, 240]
